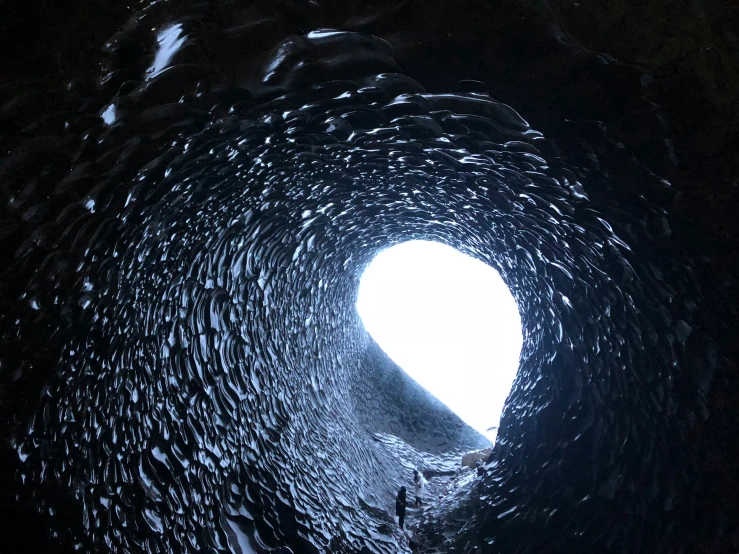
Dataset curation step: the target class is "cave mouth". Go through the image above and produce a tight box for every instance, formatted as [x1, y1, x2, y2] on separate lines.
[356, 240, 523, 441]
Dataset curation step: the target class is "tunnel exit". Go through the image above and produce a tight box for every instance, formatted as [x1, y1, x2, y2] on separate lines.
[356, 240, 523, 442]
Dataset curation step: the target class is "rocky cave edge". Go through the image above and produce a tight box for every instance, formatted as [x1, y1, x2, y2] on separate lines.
[1, 1, 737, 553]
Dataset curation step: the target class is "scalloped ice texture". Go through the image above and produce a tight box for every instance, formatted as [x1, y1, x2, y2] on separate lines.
[0, 4, 708, 554]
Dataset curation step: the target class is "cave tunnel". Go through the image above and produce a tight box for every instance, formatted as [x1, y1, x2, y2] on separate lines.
[1, 1, 738, 553]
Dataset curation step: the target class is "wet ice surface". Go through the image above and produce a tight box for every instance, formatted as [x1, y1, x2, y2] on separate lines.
[146, 24, 188, 79]
[0, 2, 711, 553]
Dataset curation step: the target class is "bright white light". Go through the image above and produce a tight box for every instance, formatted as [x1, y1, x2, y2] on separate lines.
[356, 240, 523, 442]
[147, 24, 187, 79]
[101, 104, 117, 126]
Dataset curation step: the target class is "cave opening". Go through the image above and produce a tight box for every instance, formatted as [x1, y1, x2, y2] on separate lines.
[356, 240, 523, 442]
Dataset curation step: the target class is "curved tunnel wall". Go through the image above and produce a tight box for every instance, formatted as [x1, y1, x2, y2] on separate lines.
[0, 2, 731, 553]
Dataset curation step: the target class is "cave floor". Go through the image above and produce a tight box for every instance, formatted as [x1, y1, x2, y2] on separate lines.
[374, 433, 483, 553]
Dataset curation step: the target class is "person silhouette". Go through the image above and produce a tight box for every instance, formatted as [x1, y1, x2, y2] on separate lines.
[395, 486, 408, 529]
[413, 469, 425, 506]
